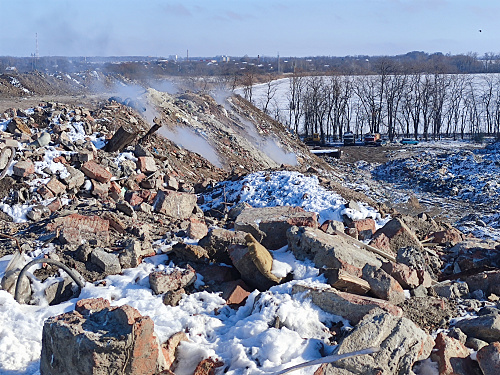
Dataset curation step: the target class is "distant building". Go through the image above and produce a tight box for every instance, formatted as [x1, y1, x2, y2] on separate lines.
[168, 55, 178, 61]
[217, 55, 230, 63]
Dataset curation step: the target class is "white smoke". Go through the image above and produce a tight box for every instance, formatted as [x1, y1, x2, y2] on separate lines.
[158, 126, 222, 168]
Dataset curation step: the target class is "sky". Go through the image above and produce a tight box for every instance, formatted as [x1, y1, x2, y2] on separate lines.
[0, 0, 499, 58]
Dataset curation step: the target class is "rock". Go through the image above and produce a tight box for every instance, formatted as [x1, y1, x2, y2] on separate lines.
[162, 332, 189, 370]
[193, 358, 224, 375]
[35, 132, 51, 147]
[234, 206, 318, 250]
[292, 284, 403, 325]
[195, 264, 240, 286]
[154, 190, 197, 220]
[40, 300, 167, 375]
[347, 218, 376, 241]
[449, 239, 500, 273]
[219, 279, 251, 306]
[37, 184, 55, 200]
[116, 200, 136, 218]
[432, 280, 469, 299]
[448, 327, 467, 344]
[322, 268, 371, 295]
[162, 289, 185, 307]
[187, 217, 209, 240]
[228, 234, 281, 291]
[431, 332, 480, 375]
[362, 264, 405, 304]
[27, 205, 51, 221]
[227, 202, 251, 220]
[198, 228, 247, 264]
[13, 160, 35, 177]
[466, 337, 489, 351]
[371, 217, 424, 254]
[80, 160, 113, 183]
[43, 277, 74, 306]
[8, 117, 31, 135]
[381, 261, 420, 289]
[48, 214, 110, 246]
[477, 342, 500, 375]
[62, 165, 86, 189]
[75, 297, 111, 315]
[119, 239, 154, 269]
[397, 246, 440, 279]
[1, 268, 31, 303]
[171, 243, 210, 263]
[431, 228, 464, 246]
[91, 179, 109, 198]
[137, 156, 158, 174]
[455, 314, 500, 343]
[149, 266, 196, 294]
[319, 220, 345, 235]
[323, 308, 434, 375]
[466, 270, 500, 297]
[412, 284, 428, 298]
[287, 226, 383, 273]
[90, 248, 122, 274]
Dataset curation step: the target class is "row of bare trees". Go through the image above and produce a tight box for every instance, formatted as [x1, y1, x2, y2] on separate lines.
[252, 66, 500, 142]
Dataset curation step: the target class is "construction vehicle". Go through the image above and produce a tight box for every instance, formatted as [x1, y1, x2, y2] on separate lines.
[304, 133, 321, 146]
[343, 131, 355, 146]
[363, 133, 381, 146]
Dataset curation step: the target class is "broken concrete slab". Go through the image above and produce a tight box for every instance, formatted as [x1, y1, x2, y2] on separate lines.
[292, 284, 402, 325]
[234, 206, 318, 250]
[323, 308, 434, 375]
[287, 226, 383, 273]
[153, 190, 197, 220]
[149, 266, 196, 295]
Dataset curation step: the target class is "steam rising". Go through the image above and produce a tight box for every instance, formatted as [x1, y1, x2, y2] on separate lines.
[158, 126, 222, 168]
[211, 90, 297, 166]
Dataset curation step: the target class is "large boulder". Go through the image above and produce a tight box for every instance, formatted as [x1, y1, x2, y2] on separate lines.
[322, 308, 434, 375]
[292, 284, 402, 325]
[228, 234, 281, 291]
[198, 228, 247, 264]
[40, 299, 167, 375]
[287, 226, 383, 274]
[234, 206, 318, 250]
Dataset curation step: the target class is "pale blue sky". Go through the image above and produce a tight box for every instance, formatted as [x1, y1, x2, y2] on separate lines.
[0, 0, 498, 57]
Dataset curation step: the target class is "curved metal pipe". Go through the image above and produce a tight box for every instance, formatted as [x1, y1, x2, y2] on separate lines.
[14, 258, 85, 304]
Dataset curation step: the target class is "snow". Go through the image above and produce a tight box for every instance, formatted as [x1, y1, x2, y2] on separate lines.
[201, 171, 388, 227]
[0, 250, 345, 375]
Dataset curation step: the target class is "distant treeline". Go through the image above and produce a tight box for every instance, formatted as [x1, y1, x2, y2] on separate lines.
[2, 51, 500, 76]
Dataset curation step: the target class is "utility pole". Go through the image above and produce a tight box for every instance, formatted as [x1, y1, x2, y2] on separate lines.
[186, 49, 189, 62]
[35, 32, 39, 71]
[277, 52, 280, 74]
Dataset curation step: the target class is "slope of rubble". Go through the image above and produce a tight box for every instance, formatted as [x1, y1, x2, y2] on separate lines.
[0, 86, 500, 375]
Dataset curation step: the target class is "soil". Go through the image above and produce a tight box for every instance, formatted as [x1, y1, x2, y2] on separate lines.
[400, 296, 459, 333]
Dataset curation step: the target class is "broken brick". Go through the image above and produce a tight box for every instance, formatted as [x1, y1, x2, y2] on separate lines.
[80, 160, 113, 183]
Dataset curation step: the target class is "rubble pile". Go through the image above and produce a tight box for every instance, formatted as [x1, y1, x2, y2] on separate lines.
[0, 92, 500, 375]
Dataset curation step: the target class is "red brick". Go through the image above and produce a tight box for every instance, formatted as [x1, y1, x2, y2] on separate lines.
[80, 160, 112, 183]
[193, 358, 224, 375]
[91, 179, 109, 198]
[46, 177, 66, 196]
[48, 213, 109, 242]
[220, 280, 251, 306]
[125, 191, 144, 206]
[137, 156, 157, 174]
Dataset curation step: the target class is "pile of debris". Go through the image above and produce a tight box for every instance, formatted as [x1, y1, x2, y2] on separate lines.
[0, 92, 500, 375]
